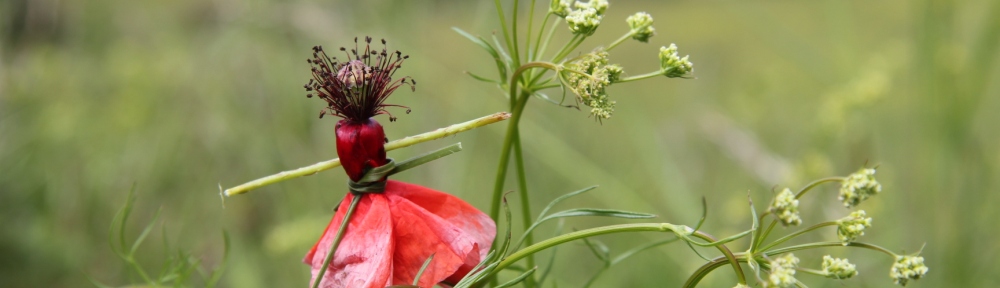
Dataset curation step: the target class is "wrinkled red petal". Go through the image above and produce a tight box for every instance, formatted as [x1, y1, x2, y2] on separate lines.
[305, 193, 393, 288]
[305, 181, 495, 288]
[384, 180, 496, 286]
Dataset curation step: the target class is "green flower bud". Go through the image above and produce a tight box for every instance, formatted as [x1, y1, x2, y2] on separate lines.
[566, 8, 603, 36]
[550, 0, 572, 18]
[658, 44, 694, 77]
[836, 210, 872, 244]
[770, 188, 802, 226]
[839, 168, 882, 208]
[768, 253, 800, 288]
[890, 255, 928, 286]
[574, 0, 608, 15]
[626, 12, 655, 42]
[822, 255, 858, 279]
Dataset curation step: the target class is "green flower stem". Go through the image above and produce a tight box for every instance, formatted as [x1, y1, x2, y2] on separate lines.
[606, 32, 633, 51]
[512, 132, 536, 288]
[796, 267, 828, 277]
[489, 62, 560, 221]
[749, 177, 843, 250]
[618, 70, 663, 83]
[690, 231, 747, 285]
[684, 255, 737, 288]
[767, 241, 897, 257]
[750, 210, 771, 251]
[494, 223, 677, 272]
[222, 112, 510, 196]
[312, 195, 362, 288]
[489, 224, 746, 286]
[532, 13, 553, 61]
[536, 15, 560, 62]
[550, 34, 581, 64]
[753, 220, 776, 251]
[511, 0, 521, 66]
[685, 241, 895, 287]
[552, 34, 588, 64]
[525, 0, 536, 61]
[794, 177, 844, 199]
[758, 222, 837, 252]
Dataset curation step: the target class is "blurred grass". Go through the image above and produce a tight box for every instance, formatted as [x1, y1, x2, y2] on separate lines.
[2, 0, 998, 287]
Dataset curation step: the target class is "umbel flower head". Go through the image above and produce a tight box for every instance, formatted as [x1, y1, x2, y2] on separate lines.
[626, 12, 655, 42]
[564, 48, 623, 119]
[769, 188, 802, 226]
[839, 168, 882, 208]
[659, 44, 694, 78]
[890, 255, 928, 286]
[303, 37, 495, 288]
[836, 210, 872, 245]
[768, 253, 800, 288]
[566, 7, 603, 36]
[822, 255, 858, 279]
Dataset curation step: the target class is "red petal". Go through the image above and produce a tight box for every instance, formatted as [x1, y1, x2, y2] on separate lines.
[305, 193, 394, 288]
[304, 181, 495, 288]
[383, 180, 496, 286]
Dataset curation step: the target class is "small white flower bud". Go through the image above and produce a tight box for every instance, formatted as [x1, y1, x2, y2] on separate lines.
[566, 8, 603, 36]
[839, 168, 882, 208]
[836, 210, 872, 245]
[549, 0, 572, 18]
[822, 255, 858, 279]
[768, 253, 800, 288]
[658, 44, 694, 77]
[626, 12, 655, 43]
[574, 0, 608, 15]
[890, 255, 928, 286]
[770, 188, 802, 226]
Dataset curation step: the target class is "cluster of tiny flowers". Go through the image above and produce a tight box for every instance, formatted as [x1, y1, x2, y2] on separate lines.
[839, 168, 882, 208]
[732, 284, 750, 288]
[768, 253, 800, 288]
[565, 49, 623, 119]
[821, 255, 858, 279]
[549, 0, 572, 17]
[890, 255, 928, 286]
[836, 210, 872, 245]
[551, 0, 608, 35]
[659, 44, 694, 78]
[626, 12, 655, 42]
[770, 188, 802, 226]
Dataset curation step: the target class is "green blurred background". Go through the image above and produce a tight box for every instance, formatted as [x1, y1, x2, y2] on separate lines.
[2, 0, 998, 286]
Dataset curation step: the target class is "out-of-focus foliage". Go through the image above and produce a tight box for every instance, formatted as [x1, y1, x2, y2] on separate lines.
[1, 0, 997, 287]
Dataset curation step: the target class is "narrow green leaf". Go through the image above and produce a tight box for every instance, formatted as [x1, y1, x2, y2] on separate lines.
[538, 186, 598, 220]
[204, 231, 230, 288]
[129, 207, 162, 255]
[496, 267, 538, 288]
[581, 237, 610, 264]
[542, 208, 657, 221]
[465, 71, 502, 84]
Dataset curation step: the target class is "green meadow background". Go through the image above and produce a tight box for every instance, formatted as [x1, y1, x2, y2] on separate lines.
[2, 0, 998, 286]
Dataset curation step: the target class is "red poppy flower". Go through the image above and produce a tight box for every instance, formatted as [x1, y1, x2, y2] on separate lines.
[301, 37, 495, 287]
[304, 180, 495, 287]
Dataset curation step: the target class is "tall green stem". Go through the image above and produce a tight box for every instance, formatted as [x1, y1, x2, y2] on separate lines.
[513, 132, 535, 287]
[311, 196, 362, 288]
[511, 0, 521, 66]
[489, 62, 558, 222]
